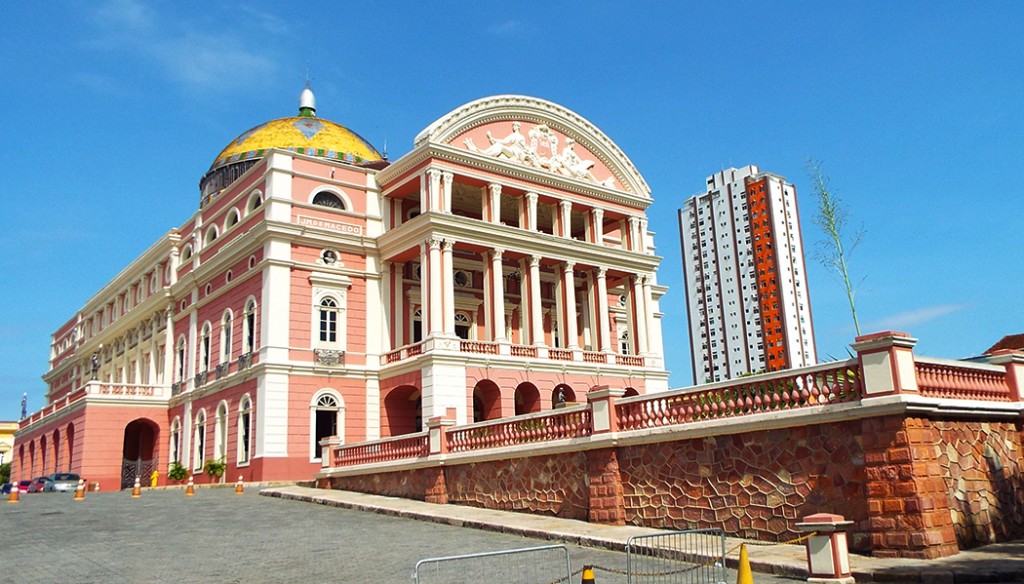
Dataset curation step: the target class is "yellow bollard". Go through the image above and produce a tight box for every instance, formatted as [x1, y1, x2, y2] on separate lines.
[736, 543, 753, 584]
[74, 479, 86, 501]
[150, 469, 159, 488]
[184, 475, 195, 496]
[131, 476, 141, 498]
[580, 565, 595, 583]
[234, 475, 244, 495]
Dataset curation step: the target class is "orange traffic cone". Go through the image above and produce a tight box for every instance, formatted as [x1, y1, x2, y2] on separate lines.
[74, 479, 86, 501]
[131, 476, 141, 498]
[736, 543, 753, 584]
[7, 482, 20, 504]
[234, 475, 244, 495]
[184, 475, 195, 496]
[581, 565, 595, 583]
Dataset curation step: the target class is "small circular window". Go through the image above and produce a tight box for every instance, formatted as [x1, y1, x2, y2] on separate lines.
[454, 270, 470, 287]
[321, 249, 338, 266]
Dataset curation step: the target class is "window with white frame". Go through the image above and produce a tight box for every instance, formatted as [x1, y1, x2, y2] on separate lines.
[200, 323, 212, 372]
[310, 391, 343, 461]
[193, 410, 207, 471]
[221, 310, 233, 363]
[175, 336, 187, 382]
[214, 402, 228, 463]
[454, 312, 471, 340]
[170, 417, 181, 464]
[237, 396, 252, 465]
[312, 191, 345, 210]
[310, 274, 351, 351]
[412, 308, 423, 343]
[243, 299, 257, 355]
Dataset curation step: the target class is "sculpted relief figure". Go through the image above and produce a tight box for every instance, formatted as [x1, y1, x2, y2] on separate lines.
[465, 121, 616, 188]
[465, 122, 528, 161]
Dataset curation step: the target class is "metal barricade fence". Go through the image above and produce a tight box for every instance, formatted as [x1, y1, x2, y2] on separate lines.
[413, 544, 572, 584]
[625, 529, 727, 584]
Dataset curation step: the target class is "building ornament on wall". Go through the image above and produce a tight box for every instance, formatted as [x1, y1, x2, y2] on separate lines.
[464, 122, 615, 188]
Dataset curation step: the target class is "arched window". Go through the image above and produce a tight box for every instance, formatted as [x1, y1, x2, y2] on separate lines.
[246, 191, 263, 214]
[181, 244, 193, 261]
[243, 299, 257, 355]
[310, 391, 343, 461]
[620, 330, 631, 355]
[319, 298, 339, 343]
[312, 191, 345, 210]
[225, 209, 240, 229]
[175, 336, 187, 382]
[193, 410, 206, 471]
[237, 396, 252, 465]
[170, 417, 181, 464]
[200, 323, 212, 372]
[221, 310, 233, 363]
[205, 226, 219, 245]
[214, 402, 228, 463]
[455, 312, 471, 340]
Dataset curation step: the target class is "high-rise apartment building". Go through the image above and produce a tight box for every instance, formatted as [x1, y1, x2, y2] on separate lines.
[678, 165, 816, 384]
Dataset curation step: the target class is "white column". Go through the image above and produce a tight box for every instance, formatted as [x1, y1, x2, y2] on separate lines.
[419, 173, 427, 213]
[488, 183, 502, 224]
[642, 274, 654, 353]
[628, 217, 641, 252]
[441, 171, 454, 213]
[562, 262, 579, 348]
[559, 201, 572, 238]
[591, 208, 604, 244]
[381, 261, 393, 351]
[394, 262, 405, 346]
[442, 240, 455, 336]
[428, 237, 443, 336]
[632, 275, 649, 354]
[162, 306, 174, 385]
[596, 268, 611, 353]
[529, 256, 544, 346]
[639, 218, 649, 253]
[427, 169, 442, 212]
[419, 243, 429, 336]
[526, 192, 539, 231]
[490, 248, 506, 341]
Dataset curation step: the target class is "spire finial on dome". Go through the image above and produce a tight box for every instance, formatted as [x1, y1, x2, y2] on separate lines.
[299, 75, 316, 118]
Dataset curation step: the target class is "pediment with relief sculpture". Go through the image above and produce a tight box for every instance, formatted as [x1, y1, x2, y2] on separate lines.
[413, 95, 650, 198]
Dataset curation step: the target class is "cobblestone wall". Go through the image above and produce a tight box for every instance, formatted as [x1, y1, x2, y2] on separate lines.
[617, 421, 870, 551]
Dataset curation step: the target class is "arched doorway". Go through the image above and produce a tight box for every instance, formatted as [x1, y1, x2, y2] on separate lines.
[552, 384, 576, 408]
[52, 429, 61, 472]
[623, 387, 640, 397]
[122, 418, 159, 489]
[383, 385, 421, 436]
[514, 382, 541, 415]
[311, 391, 343, 461]
[472, 380, 502, 422]
[66, 423, 75, 470]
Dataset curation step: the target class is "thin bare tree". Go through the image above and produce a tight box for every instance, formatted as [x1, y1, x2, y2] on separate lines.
[806, 158, 864, 336]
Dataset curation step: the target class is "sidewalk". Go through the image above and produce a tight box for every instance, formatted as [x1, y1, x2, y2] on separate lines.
[261, 485, 1024, 583]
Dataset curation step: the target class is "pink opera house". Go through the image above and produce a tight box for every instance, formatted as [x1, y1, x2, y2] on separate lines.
[13, 91, 670, 489]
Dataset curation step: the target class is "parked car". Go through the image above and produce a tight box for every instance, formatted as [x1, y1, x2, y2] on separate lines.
[42, 473, 80, 493]
[1, 482, 10, 495]
[27, 476, 50, 493]
[17, 480, 31, 494]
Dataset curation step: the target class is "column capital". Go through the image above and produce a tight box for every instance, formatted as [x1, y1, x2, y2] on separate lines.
[526, 191, 539, 202]
[563, 260, 576, 272]
[441, 170, 454, 181]
[425, 168, 443, 179]
[488, 183, 503, 195]
[441, 239, 455, 252]
[491, 248, 504, 261]
[529, 255, 542, 268]
[595, 266, 608, 279]
[559, 200, 572, 211]
[426, 236, 443, 250]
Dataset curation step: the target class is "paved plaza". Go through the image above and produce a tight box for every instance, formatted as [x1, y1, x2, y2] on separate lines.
[2, 487, 800, 584]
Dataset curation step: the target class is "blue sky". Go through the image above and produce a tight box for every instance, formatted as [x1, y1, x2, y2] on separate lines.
[1, 1, 1021, 421]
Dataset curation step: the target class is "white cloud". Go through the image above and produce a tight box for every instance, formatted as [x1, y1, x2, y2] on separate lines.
[862, 304, 968, 331]
[86, 0, 278, 93]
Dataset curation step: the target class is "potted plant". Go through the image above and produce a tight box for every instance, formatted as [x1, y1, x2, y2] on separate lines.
[167, 461, 188, 483]
[203, 457, 227, 483]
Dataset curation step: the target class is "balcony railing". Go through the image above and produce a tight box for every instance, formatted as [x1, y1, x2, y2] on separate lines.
[915, 357, 1010, 401]
[331, 432, 429, 467]
[446, 405, 592, 453]
[615, 360, 862, 432]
